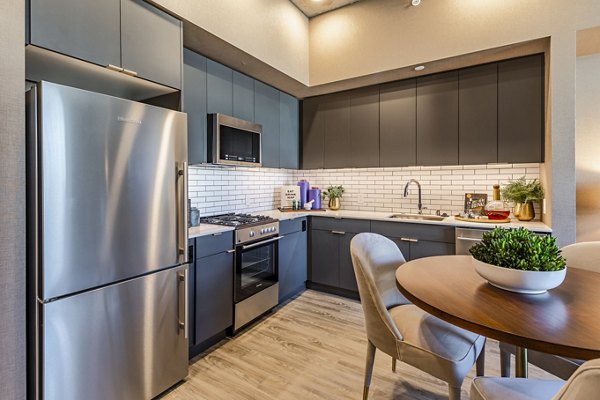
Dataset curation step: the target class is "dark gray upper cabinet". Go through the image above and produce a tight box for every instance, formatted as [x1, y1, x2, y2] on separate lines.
[302, 97, 325, 169]
[121, 0, 182, 89]
[29, 0, 121, 68]
[183, 49, 207, 165]
[350, 87, 380, 167]
[498, 55, 544, 163]
[29, 0, 182, 89]
[207, 59, 233, 115]
[255, 81, 281, 168]
[280, 92, 300, 169]
[232, 71, 254, 121]
[323, 93, 351, 169]
[380, 79, 417, 167]
[459, 63, 498, 165]
[416, 71, 459, 166]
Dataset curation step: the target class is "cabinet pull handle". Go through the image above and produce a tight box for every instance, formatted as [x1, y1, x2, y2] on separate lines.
[331, 230, 346, 235]
[106, 64, 124, 72]
[401, 237, 419, 243]
[122, 68, 138, 77]
[226, 249, 236, 254]
[212, 232, 223, 236]
[400, 237, 411, 242]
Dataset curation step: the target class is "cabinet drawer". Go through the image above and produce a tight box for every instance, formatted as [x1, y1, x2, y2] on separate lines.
[371, 221, 455, 243]
[196, 231, 234, 259]
[311, 217, 370, 233]
[280, 217, 306, 235]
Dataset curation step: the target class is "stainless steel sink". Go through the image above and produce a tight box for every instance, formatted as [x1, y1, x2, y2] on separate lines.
[388, 213, 446, 221]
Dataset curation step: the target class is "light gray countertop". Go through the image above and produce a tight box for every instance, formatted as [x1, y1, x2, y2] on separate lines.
[188, 224, 234, 239]
[188, 209, 552, 238]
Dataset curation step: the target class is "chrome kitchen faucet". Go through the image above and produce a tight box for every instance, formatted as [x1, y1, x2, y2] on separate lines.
[403, 179, 424, 214]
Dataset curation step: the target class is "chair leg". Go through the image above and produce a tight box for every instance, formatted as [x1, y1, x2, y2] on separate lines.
[448, 385, 461, 400]
[392, 357, 396, 372]
[476, 347, 485, 376]
[500, 347, 511, 377]
[363, 341, 376, 400]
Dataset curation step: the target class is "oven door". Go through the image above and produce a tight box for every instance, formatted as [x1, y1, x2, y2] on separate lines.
[234, 236, 281, 303]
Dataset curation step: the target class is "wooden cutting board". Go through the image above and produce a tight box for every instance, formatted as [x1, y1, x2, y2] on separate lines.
[455, 215, 511, 223]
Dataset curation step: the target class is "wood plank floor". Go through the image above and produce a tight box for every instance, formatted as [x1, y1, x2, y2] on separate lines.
[162, 290, 555, 400]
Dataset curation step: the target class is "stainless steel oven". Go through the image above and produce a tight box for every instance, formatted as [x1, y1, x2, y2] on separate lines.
[232, 220, 281, 332]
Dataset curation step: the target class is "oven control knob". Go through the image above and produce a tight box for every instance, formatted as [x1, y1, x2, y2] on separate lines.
[270, 227, 275, 233]
[249, 231, 255, 237]
[260, 229, 265, 234]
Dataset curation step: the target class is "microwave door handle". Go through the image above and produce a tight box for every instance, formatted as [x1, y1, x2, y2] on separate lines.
[241, 236, 284, 250]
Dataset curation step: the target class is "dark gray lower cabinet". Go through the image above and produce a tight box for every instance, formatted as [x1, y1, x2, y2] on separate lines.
[309, 218, 370, 295]
[189, 231, 234, 357]
[278, 218, 307, 302]
[370, 221, 455, 261]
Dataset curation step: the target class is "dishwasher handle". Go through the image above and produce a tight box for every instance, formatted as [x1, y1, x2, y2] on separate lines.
[455, 228, 488, 255]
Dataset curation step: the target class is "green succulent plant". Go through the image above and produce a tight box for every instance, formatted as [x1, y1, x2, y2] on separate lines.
[469, 227, 566, 271]
[501, 176, 544, 203]
[322, 185, 345, 199]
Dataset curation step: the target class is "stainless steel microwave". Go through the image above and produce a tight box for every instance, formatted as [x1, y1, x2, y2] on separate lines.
[208, 113, 262, 166]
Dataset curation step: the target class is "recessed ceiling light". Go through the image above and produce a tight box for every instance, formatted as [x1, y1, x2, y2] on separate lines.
[414, 65, 425, 71]
[411, 0, 421, 6]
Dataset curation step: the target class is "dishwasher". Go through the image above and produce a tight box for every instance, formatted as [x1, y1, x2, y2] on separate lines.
[455, 227, 489, 255]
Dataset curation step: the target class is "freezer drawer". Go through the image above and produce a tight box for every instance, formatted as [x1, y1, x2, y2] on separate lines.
[38, 265, 188, 400]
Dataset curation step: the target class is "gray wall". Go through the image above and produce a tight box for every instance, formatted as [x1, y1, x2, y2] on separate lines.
[0, 0, 26, 398]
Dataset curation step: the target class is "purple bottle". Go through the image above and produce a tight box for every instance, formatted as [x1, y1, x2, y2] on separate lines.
[307, 187, 321, 210]
[297, 180, 310, 207]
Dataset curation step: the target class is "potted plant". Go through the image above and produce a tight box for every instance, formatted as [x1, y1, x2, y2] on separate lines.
[501, 176, 544, 221]
[469, 227, 566, 294]
[323, 185, 345, 210]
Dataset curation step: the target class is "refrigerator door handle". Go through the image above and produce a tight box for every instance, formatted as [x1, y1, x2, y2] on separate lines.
[176, 162, 188, 263]
[178, 268, 188, 339]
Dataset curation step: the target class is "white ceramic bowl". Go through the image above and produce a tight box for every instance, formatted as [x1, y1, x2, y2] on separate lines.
[472, 257, 567, 294]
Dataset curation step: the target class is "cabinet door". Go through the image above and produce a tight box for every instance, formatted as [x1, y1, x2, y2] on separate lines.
[30, 0, 121, 67]
[310, 230, 339, 287]
[350, 87, 380, 167]
[279, 230, 307, 302]
[121, 0, 182, 89]
[386, 238, 412, 261]
[459, 63, 498, 165]
[280, 92, 300, 169]
[233, 71, 254, 121]
[498, 55, 544, 163]
[410, 240, 455, 260]
[417, 71, 459, 166]
[339, 232, 359, 292]
[380, 79, 417, 167]
[207, 59, 233, 115]
[194, 251, 233, 346]
[323, 93, 351, 169]
[302, 97, 325, 169]
[255, 81, 281, 167]
[183, 49, 208, 165]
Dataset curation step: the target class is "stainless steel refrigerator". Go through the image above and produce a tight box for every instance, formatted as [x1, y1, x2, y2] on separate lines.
[26, 81, 189, 400]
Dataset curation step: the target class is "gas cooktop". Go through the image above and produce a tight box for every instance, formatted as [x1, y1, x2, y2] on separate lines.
[199, 213, 277, 228]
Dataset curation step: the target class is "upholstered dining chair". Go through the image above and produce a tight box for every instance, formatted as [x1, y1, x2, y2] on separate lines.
[350, 233, 486, 400]
[499, 241, 600, 379]
[471, 358, 600, 400]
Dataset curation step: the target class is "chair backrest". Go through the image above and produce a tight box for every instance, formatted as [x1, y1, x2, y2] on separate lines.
[561, 242, 600, 272]
[553, 358, 600, 400]
[350, 233, 408, 353]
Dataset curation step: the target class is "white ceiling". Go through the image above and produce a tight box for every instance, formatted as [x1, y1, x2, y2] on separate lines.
[290, 0, 362, 18]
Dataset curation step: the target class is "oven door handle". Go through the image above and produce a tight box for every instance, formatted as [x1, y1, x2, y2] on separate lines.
[241, 235, 284, 250]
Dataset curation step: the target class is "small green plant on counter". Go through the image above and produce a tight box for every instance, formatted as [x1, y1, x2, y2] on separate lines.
[469, 227, 566, 271]
[322, 185, 345, 199]
[501, 176, 545, 203]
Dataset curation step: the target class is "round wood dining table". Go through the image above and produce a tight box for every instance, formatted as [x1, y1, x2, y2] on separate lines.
[395, 255, 600, 378]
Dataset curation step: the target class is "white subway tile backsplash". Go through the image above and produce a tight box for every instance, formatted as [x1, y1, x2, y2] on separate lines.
[188, 163, 542, 218]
